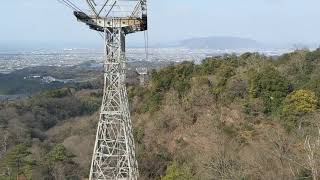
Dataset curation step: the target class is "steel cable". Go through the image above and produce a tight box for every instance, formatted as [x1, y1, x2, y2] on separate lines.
[56, 0, 76, 11]
[56, 0, 84, 13]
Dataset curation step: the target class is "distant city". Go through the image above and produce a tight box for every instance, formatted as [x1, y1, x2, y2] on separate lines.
[0, 47, 295, 74]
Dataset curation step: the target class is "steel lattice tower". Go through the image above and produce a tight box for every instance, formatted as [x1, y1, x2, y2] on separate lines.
[70, 0, 147, 179]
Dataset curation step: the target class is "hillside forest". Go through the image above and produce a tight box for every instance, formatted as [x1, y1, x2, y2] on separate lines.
[1, 49, 320, 179]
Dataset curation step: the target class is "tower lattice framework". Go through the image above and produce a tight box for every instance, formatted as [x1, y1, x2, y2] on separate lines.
[62, 0, 148, 179]
[89, 27, 138, 180]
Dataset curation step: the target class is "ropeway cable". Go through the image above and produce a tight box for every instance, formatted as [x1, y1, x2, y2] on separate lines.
[144, 30, 149, 61]
[56, 0, 84, 13]
[143, 0, 149, 61]
[56, 0, 75, 10]
[65, 0, 83, 12]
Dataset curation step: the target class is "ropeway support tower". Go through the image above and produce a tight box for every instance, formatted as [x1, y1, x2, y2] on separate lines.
[58, 0, 148, 179]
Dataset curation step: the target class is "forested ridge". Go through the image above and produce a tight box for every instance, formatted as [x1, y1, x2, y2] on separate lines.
[1, 49, 320, 179]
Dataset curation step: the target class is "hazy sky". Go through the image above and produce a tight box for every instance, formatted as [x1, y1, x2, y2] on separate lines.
[1, 0, 320, 49]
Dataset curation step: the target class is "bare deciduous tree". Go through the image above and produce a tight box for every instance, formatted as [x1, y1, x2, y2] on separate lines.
[207, 140, 248, 180]
[304, 128, 320, 180]
[0, 129, 9, 158]
[52, 163, 65, 180]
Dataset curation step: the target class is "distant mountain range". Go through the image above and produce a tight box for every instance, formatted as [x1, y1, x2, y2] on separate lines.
[1, 36, 318, 51]
[148, 36, 266, 49]
[148, 37, 320, 50]
[177, 36, 263, 49]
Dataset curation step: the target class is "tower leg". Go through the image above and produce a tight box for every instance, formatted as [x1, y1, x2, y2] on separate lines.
[89, 28, 139, 180]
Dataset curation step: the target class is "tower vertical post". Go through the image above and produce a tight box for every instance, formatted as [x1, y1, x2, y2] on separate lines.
[89, 27, 139, 180]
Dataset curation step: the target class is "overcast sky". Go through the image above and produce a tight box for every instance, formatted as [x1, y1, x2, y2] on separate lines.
[1, 0, 320, 49]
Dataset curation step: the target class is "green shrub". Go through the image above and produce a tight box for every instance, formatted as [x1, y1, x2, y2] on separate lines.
[306, 49, 320, 61]
[151, 61, 194, 91]
[210, 63, 236, 102]
[216, 64, 236, 84]
[80, 96, 101, 114]
[45, 88, 73, 98]
[140, 62, 196, 112]
[240, 52, 257, 60]
[1, 144, 35, 179]
[282, 89, 318, 130]
[249, 66, 290, 114]
[283, 89, 318, 115]
[198, 58, 222, 75]
[46, 144, 74, 164]
[161, 161, 192, 180]
[303, 76, 320, 106]
[281, 90, 318, 131]
[44, 144, 80, 179]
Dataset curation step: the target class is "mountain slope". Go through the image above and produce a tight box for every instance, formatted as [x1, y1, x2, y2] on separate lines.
[2, 50, 320, 179]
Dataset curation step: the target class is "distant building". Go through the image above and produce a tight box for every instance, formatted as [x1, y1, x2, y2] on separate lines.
[42, 76, 56, 83]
